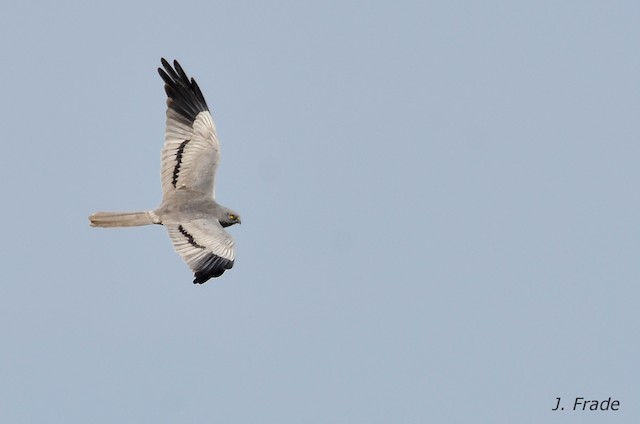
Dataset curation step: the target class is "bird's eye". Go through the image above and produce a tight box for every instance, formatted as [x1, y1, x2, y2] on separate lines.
[228, 214, 236, 220]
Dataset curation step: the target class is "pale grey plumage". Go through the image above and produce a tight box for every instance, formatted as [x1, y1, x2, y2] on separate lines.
[90, 59, 241, 284]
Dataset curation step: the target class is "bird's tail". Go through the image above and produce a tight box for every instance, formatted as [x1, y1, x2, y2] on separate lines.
[89, 211, 159, 228]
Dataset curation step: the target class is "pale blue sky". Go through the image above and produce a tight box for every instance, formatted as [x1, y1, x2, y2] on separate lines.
[1, 1, 638, 423]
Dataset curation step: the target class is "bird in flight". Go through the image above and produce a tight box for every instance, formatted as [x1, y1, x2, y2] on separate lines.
[90, 58, 241, 284]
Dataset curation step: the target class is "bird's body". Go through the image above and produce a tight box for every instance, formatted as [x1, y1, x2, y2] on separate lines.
[90, 59, 241, 284]
[157, 190, 222, 222]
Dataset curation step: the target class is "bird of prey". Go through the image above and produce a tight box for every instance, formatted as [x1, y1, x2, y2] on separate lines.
[90, 58, 241, 284]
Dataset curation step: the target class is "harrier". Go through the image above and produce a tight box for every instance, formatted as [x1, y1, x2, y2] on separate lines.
[90, 59, 241, 284]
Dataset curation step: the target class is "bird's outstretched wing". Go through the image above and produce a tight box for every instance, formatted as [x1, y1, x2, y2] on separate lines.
[166, 219, 235, 284]
[158, 58, 220, 197]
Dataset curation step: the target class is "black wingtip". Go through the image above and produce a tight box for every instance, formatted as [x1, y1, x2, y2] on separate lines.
[192, 269, 227, 284]
[158, 57, 209, 123]
[192, 257, 234, 284]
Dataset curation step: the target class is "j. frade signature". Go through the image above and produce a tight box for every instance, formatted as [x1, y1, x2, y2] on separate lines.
[552, 397, 620, 411]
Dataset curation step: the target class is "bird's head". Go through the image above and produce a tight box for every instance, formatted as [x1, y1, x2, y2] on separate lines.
[219, 208, 242, 228]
